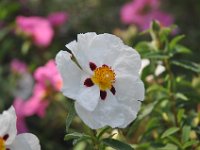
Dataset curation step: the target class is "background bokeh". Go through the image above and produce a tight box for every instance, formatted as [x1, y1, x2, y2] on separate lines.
[0, 0, 200, 149]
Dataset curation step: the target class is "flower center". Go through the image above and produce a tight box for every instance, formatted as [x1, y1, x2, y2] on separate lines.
[0, 137, 6, 150]
[91, 65, 115, 91]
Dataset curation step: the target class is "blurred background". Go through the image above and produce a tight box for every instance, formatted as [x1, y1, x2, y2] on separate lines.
[0, 0, 200, 149]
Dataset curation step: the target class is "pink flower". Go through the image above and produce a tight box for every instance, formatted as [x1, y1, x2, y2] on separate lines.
[34, 60, 62, 91]
[16, 16, 54, 47]
[13, 98, 29, 133]
[27, 60, 62, 117]
[10, 59, 27, 74]
[141, 11, 174, 30]
[26, 83, 49, 118]
[120, 0, 173, 30]
[47, 12, 69, 27]
[13, 60, 62, 132]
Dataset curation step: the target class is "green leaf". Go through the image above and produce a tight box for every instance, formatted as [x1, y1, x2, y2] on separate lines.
[172, 45, 191, 54]
[175, 93, 189, 101]
[171, 60, 200, 73]
[137, 101, 158, 120]
[135, 42, 154, 54]
[177, 109, 185, 124]
[102, 138, 134, 150]
[97, 126, 110, 139]
[183, 140, 199, 149]
[181, 125, 191, 143]
[167, 136, 182, 148]
[64, 132, 85, 141]
[64, 132, 92, 143]
[156, 144, 178, 150]
[169, 35, 185, 49]
[161, 127, 180, 138]
[65, 100, 76, 133]
[143, 52, 170, 59]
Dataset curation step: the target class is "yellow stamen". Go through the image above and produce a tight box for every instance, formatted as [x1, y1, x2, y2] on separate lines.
[91, 65, 115, 91]
[0, 137, 6, 150]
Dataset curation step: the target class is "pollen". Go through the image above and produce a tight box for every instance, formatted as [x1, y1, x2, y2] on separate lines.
[91, 65, 116, 91]
[0, 137, 6, 150]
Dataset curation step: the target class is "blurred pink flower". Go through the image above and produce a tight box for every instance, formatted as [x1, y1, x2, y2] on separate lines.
[16, 16, 54, 47]
[13, 60, 62, 132]
[47, 12, 69, 27]
[141, 11, 174, 30]
[13, 98, 29, 133]
[28, 60, 62, 117]
[10, 59, 27, 74]
[120, 0, 173, 30]
[34, 60, 62, 91]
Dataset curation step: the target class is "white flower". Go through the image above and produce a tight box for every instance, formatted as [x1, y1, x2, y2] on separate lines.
[56, 33, 145, 129]
[0, 106, 41, 150]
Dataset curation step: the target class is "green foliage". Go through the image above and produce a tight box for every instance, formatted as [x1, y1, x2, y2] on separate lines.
[102, 138, 134, 150]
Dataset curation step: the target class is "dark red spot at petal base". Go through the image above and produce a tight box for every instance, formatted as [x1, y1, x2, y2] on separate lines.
[84, 78, 94, 87]
[3, 134, 9, 141]
[110, 86, 116, 95]
[102, 64, 108, 67]
[100, 91, 107, 100]
[89, 62, 97, 71]
[6, 148, 10, 150]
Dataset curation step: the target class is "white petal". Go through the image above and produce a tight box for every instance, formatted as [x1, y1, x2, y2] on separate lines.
[75, 102, 102, 129]
[0, 106, 17, 145]
[75, 91, 126, 129]
[76, 82, 100, 111]
[87, 33, 123, 65]
[7, 133, 40, 150]
[139, 59, 150, 74]
[93, 91, 125, 128]
[66, 40, 90, 72]
[55, 50, 82, 100]
[118, 100, 142, 128]
[113, 46, 141, 76]
[115, 75, 145, 102]
[66, 33, 97, 73]
[77, 32, 97, 51]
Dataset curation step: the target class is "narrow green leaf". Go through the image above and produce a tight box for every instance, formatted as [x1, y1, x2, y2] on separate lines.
[156, 143, 178, 150]
[64, 132, 92, 143]
[181, 125, 191, 143]
[72, 136, 92, 145]
[97, 126, 110, 139]
[143, 52, 170, 59]
[171, 60, 200, 73]
[102, 138, 134, 150]
[183, 140, 199, 149]
[135, 42, 153, 54]
[161, 127, 180, 138]
[173, 45, 191, 54]
[175, 93, 189, 101]
[167, 136, 182, 148]
[177, 109, 185, 124]
[64, 132, 84, 141]
[169, 35, 185, 49]
[66, 101, 76, 132]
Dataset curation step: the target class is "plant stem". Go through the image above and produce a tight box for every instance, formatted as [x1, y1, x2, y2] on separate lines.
[164, 59, 178, 126]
